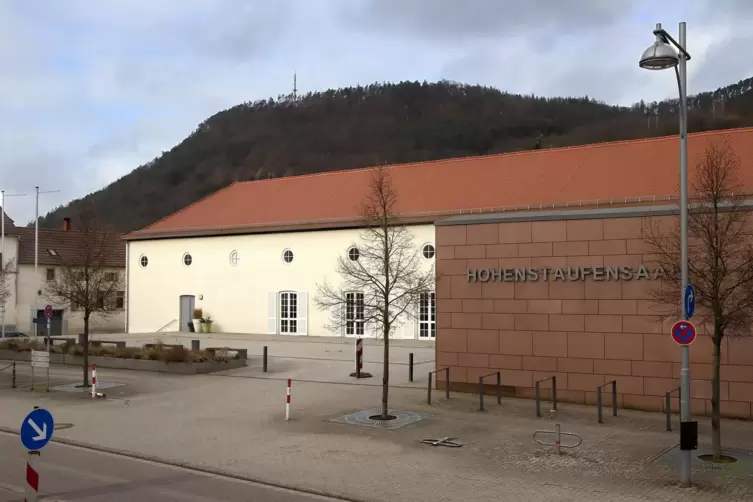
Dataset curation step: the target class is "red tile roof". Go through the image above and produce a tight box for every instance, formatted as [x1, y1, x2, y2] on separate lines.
[14, 227, 125, 268]
[127, 127, 753, 240]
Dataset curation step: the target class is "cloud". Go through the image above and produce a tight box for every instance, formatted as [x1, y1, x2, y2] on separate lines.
[0, 0, 751, 224]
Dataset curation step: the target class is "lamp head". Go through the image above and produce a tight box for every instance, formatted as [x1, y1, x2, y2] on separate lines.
[639, 37, 679, 70]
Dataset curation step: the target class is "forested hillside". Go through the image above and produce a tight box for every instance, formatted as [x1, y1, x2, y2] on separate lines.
[39, 78, 753, 232]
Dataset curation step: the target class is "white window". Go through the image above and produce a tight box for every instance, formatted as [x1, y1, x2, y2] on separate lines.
[419, 292, 436, 338]
[139, 255, 148, 268]
[182, 253, 193, 266]
[345, 292, 365, 336]
[282, 249, 294, 264]
[347, 246, 360, 262]
[422, 243, 436, 259]
[280, 292, 298, 334]
[229, 250, 239, 266]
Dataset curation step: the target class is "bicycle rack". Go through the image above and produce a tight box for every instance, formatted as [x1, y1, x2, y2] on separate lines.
[533, 424, 582, 455]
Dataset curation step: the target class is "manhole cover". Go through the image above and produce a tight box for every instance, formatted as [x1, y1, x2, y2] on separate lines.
[653, 445, 753, 474]
[51, 381, 125, 393]
[328, 408, 431, 430]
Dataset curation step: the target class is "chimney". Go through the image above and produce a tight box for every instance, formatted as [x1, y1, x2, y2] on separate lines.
[63, 218, 70, 232]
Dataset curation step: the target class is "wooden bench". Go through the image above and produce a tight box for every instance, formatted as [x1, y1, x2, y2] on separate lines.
[205, 347, 248, 360]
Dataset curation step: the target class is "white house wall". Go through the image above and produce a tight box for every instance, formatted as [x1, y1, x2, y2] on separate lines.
[126, 225, 436, 339]
[1, 236, 19, 329]
[16, 265, 126, 335]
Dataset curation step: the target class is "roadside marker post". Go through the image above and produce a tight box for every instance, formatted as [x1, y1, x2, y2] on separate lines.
[349, 338, 372, 379]
[91, 364, 97, 398]
[21, 407, 55, 502]
[285, 379, 291, 421]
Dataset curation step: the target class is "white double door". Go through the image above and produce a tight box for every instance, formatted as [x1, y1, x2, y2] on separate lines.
[268, 291, 308, 335]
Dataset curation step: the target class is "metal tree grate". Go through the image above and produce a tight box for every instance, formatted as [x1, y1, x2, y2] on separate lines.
[652, 445, 753, 475]
[329, 408, 431, 430]
[51, 381, 125, 393]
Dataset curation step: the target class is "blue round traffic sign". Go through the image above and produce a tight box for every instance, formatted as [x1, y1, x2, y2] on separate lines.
[671, 320, 697, 346]
[684, 284, 696, 319]
[20, 408, 54, 451]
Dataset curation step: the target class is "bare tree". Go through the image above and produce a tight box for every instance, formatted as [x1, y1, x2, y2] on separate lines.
[316, 168, 434, 420]
[44, 208, 124, 387]
[645, 139, 753, 459]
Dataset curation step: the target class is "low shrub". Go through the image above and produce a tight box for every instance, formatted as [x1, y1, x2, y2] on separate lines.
[2, 339, 218, 364]
[161, 345, 190, 363]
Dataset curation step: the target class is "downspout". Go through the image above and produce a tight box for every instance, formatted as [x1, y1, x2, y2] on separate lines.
[125, 241, 130, 333]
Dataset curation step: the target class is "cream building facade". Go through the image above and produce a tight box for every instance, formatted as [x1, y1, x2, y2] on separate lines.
[126, 225, 437, 339]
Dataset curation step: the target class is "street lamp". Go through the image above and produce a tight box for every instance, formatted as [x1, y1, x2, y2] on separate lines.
[639, 22, 693, 488]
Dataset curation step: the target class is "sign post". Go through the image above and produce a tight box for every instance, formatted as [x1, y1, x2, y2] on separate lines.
[44, 305, 53, 391]
[20, 407, 55, 502]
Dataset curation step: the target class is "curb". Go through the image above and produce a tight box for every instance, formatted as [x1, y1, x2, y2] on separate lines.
[0, 427, 358, 501]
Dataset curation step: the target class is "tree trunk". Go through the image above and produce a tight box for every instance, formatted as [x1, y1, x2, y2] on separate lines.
[712, 333, 722, 458]
[381, 324, 390, 419]
[82, 315, 90, 388]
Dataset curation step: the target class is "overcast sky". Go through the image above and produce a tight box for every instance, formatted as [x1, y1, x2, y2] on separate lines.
[1, 0, 752, 224]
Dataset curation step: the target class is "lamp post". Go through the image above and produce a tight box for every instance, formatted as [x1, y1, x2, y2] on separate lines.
[34, 187, 60, 329]
[639, 22, 693, 487]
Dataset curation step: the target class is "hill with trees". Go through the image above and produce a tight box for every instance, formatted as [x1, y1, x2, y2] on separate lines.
[39, 77, 753, 233]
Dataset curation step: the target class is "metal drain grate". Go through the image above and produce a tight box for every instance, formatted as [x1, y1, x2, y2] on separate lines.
[51, 381, 125, 393]
[329, 408, 431, 430]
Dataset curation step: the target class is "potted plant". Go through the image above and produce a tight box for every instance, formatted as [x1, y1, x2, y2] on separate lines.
[192, 308, 203, 333]
[203, 315, 213, 333]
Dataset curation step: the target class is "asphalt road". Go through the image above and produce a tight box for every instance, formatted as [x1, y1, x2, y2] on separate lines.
[0, 433, 345, 502]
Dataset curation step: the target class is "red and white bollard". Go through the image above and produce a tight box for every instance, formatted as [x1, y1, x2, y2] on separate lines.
[26, 450, 40, 501]
[91, 364, 97, 398]
[91, 364, 105, 398]
[285, 379, 291, 421]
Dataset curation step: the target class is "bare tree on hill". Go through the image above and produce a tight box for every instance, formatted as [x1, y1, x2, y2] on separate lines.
[316, 167, 434, 420]
[645, 139, 753, 460]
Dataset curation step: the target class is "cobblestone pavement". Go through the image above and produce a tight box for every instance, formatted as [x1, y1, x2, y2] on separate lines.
[0, 361, 751, 502]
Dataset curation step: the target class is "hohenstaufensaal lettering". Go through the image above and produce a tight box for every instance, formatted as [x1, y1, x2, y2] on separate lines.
[466, 265, 666, 283]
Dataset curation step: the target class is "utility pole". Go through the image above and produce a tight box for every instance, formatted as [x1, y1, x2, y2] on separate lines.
[1, 190, 28, 338]
[34, 187, 60, 335]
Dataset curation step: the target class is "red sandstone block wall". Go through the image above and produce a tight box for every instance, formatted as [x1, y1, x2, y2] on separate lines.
[435, 216, 753, 419]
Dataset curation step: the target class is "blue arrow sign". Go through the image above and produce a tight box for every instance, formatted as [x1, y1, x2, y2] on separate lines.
[684, 284, 696, 319]
[20, 408, 54, 451]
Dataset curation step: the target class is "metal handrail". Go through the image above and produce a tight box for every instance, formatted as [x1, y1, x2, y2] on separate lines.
[665, 386, 681, 431]
[535, 376, 558, 417]
[427, 367, 450, 405]
[478, 371, 501, 411]
[597, 380, 618, 423]
[156, 319, 178, 332]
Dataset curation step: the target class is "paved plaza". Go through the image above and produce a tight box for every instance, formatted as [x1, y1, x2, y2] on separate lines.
[1, 334, 752, 501]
